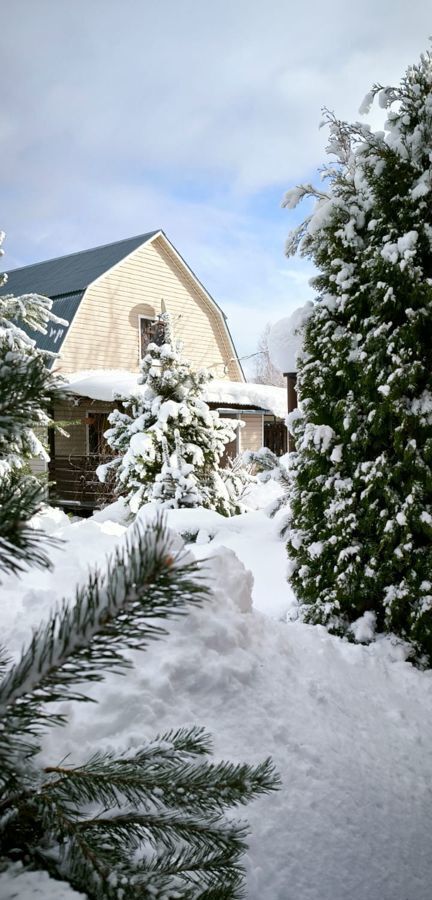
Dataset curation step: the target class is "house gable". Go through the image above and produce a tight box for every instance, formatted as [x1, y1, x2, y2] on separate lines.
[58, 232, 244, 381]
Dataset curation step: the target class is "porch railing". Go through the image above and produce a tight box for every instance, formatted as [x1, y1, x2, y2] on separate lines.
[48, 455, 117, 508]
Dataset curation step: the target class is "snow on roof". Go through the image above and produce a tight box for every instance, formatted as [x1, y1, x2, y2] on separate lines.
[204, 379, 287, 417]
[64, 370, 138, 401]
[268, 302, 314, 373]
[63, 371, 287, 418]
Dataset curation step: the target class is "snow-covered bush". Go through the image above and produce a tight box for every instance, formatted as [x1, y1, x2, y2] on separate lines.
[283, 49, 432, 662]
[220, 453, 255, 510]
[0, 231, 66, 573]
[244, 448, 290, 527]
[244, 447, 288, 486]
[99, 315, 246, 515]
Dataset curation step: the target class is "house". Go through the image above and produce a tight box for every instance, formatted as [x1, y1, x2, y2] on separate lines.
[4, 230, 287, 509]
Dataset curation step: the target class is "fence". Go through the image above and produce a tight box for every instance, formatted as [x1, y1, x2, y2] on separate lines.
[48, 455, 117, 509]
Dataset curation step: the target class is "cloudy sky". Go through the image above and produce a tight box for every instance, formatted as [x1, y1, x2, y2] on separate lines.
[2, 1, 430, 370]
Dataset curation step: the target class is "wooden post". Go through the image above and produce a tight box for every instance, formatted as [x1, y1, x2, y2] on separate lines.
[284, 372, 297, 453]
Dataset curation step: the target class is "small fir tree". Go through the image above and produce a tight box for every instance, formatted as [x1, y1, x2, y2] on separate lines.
[100, 315, 242, 515]
[0, 231, 66, 573]
[283, 49, 432, 660]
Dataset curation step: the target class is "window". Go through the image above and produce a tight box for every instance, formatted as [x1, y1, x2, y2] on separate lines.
[139, 317, 154, 357]
[220, 415, 240, 466]
[87, 412, 111, 456]
[139, 316, 165, 358]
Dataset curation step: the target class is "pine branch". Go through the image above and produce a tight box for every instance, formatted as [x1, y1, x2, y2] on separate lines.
[0, 516, 209, 780]
[40, 744, 277, 816]
[0, 349, 60, 442]
[0, 291, 68, 336]
[3, 740, 278, 899]
[0, 474, 60, 575]
[0, 522, 279, 898]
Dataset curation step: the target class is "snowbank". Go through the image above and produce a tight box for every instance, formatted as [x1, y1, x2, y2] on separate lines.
[268, 302, 314, 373]
[0, 863, 86, 900]
[2, 501, 432, 900]
[63, 371, 287, 418]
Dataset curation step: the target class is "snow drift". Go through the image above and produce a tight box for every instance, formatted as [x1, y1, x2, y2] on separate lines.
[1, 498, 432, 900]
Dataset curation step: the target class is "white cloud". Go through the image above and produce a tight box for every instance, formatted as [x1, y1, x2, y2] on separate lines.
[1, 0, 430, 362]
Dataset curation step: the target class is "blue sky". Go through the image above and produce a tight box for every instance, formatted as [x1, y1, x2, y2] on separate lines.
[1, 0, 430, 373]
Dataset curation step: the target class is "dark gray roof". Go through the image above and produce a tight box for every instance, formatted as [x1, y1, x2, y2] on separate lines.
[2, 231, 158, 297]
[30, 292, 84, 355]
[1, 232, 158, 359]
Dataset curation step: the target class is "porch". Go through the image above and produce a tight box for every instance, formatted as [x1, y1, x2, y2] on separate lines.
[48, 454, 117, 511]
[46, 382, 288, 511]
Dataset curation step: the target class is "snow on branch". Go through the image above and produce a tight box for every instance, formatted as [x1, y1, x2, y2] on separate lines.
[282, 183, 330, 210]
[0, 516, 209, 778]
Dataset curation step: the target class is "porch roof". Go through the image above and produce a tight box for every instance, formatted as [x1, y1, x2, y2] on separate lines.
[63, 370, 288, 419]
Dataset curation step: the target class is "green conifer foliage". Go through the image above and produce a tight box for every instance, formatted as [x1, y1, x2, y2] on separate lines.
[0, 232, 65, 574]
[0, 518, 279, 898]
[284, 50, 432, 660]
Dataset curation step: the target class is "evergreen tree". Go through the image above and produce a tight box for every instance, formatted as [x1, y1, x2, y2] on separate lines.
[0, 231, 66, 574]
[99, 315, 242, 515]
[283, 49, 432, 660]
[0, 517, 279, 898]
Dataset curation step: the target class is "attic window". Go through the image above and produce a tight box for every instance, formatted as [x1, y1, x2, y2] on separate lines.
[139, 315, 165, 357]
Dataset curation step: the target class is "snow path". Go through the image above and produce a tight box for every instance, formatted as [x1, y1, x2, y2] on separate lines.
[1, 504, 432, 899]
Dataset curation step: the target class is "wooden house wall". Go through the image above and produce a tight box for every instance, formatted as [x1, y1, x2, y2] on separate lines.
[52, 399, 267, 459]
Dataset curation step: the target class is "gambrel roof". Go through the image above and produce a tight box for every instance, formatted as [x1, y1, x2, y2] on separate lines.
[1, 231, 242, 376]
[2, 232, 158, 355]
[3, 232, 159, 297]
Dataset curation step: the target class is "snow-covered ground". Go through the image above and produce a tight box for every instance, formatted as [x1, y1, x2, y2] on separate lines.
[2, 484, 432, 900]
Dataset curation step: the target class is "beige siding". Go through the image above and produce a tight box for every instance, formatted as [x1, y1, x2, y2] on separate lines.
[239, 414, 264, 453]
[58, 235, 242, 382]
[29, 459, 48, 475]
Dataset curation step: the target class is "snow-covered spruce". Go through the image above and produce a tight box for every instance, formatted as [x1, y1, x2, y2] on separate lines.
[0, 231, 66, 574]
[283, 49, 432, 661]
[99, 315, 244, 515]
